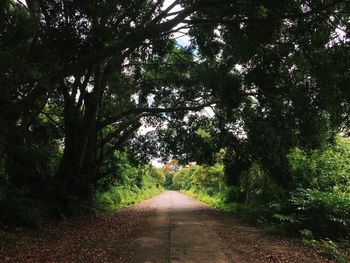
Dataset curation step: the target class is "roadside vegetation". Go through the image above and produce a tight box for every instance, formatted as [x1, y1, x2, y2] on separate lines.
[0, 149, 164, 227]
[94, 151, 165, 212]
[1, 1, 350, 262]
[165, 137, 350, 262]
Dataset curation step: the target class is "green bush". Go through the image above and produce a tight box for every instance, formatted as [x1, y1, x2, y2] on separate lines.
[288, 138, 350, 191]
[95, 151, 165, 212]
[291, 188, 350, 237]
[172, 162, 236, 212]
[234, 162, 285, 204]
[232, 138, 350, 238]
[0, 188, 43, 227]
[173, 163, 226, 197]
[282, 138, 350, 237]
[169, 138, 350, 244]
[320, 239, 349, 263]
[95, 185, 163, 212]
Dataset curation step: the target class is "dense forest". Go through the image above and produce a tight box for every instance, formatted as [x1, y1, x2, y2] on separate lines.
[1, 0, 350, 260]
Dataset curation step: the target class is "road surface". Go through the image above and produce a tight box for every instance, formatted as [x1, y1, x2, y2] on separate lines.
[0, 191, 331, 262]
[128, 191, 327, 263]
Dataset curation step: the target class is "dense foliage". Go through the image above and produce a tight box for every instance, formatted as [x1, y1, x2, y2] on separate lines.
[95, 151, 165, 212]
[1, 2, 350, 251]
[170, 138, 350, 244]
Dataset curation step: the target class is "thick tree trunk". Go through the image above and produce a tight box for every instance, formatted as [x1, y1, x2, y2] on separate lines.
[55, 126, 93, 211]
[55, 106, 98, 211]
[54, 71, 102, 212]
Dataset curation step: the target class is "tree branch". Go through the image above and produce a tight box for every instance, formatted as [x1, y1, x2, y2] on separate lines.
[98, 101, 218, 129]
[183, 0, 346, 26]
[39, 110, 64, 130]
[97, 112, 153, 149]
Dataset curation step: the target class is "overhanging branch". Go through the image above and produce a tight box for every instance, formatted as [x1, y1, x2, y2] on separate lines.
[98, 101, 218, 130]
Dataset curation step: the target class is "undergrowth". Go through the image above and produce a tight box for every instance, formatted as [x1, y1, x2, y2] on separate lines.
[95, 186, 163, 212]
[169, 140, 350, 263]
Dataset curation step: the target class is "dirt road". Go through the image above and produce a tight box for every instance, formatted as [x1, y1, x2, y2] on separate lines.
[129, 191, 331, 263]
[130, 191, 231, 263]
[0, 191, 332, 262]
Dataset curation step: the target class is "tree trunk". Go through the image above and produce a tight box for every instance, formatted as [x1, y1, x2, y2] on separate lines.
[54, 71, 102, 213]
[55, 103, 98, 212]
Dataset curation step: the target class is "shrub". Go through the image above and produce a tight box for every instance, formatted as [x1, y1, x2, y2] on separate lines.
[0, 188, 43, 227]
[94, 152, 165, 211]
[320, 239, 349, 263]
[288, 138, 350, 192]
[172, 164, 226, 198]
[290, 188, 350, 237]
[234, 162, 284, 204]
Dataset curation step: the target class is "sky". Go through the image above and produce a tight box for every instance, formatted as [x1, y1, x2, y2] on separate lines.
[163, 0, 192, 47]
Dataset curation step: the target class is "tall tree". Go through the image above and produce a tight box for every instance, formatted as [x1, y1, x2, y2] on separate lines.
[1, 0, 349, 211]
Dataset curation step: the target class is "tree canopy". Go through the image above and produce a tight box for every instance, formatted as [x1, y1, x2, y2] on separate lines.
[0, 0, 349, 215]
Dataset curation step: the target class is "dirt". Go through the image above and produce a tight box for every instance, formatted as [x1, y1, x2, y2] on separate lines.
[0, 191, 335, 262]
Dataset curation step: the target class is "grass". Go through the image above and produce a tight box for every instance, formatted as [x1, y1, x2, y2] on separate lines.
[181, 189, 238, 212]
[95, 186, 164, 212]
